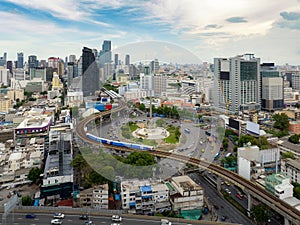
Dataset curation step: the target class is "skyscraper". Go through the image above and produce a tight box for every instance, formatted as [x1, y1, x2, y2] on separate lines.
[17, 52, 24, 68]
[98, 40, 112, 68]
[69, 55, 76, 63]
[125, 54, 130, 66]
[0, 52, 7, 67]
[150, 59, 159, 74]
[114, 54, 119, 69]
[214, 54, 261, 114]
[6, 61, 12, 74]
[28, 55, 38, 70]
[82, 47, 99, 96]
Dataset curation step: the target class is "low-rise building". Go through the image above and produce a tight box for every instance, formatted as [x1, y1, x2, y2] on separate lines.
[169, 175, 204, 211]
[120, 179, 170, 214]
[265, 173, 293, 200]
[281, 158, 300, 184]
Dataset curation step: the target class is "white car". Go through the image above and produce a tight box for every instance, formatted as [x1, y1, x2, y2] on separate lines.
[51, 219, 63, 224]
[112, 215, 122, 222]
[161, 219, 172, 225]
[53, 213, 65, 219]
[225, 188, 231, 194]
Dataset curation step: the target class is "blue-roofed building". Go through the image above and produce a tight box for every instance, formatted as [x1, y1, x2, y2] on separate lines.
[121, 179, 170, 215]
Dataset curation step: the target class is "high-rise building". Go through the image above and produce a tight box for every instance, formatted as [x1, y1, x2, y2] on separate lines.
[69, 55, 76, 63]
[6, 61, 12, 74]
[125, 54, 130, 66]
[67, 62, 75, 86]
[260, 63, 283, 111]
[48, 57, 59, 68]
[214, 54, 261, 114]
[17, 52, 24, 68]
[153, 74, 167, 96]
[98, 40, 112, 68]
[114, 54, 119, 69]
[28, 55, 38, 72]
[150, 59, 159, 74]
[0, 52, 7, 67]
[0, 67, 9, 86]
[82, 47, 99, 96]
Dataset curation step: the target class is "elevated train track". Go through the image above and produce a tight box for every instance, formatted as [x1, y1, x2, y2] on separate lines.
[75, 100, 300, 224]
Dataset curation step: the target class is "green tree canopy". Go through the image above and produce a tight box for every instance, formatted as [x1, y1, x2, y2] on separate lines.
[21, 195, 33, 206]
[272, 113, 289, 130]
[251, 204, 269, 224]
[282, 151, 295, 159]
[28, 167, 43, 184]
[288, 134, 300, 144]
[139, 103, 146, 111]
[124, 151, 156, 166]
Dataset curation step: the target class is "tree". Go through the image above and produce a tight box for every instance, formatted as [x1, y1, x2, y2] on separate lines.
[282, 151, 295, 159]
[28, 167, 43, 183]
[288, 134, 300, 144]
[292, 182, 300, 199]
[251, 204, 269, 224]
[124, 152, 156, 166]
[21, 195, 33, 206]
[272, 113, 289, 130]
[139, 103, 146, 111]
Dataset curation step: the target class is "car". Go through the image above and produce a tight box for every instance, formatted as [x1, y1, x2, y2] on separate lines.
[85, 221, 95, 225]
[79, 214, 88, 220]
[236, 193, 243, 200]
[213, 204, 219, 210]
[224, 180, 230, 186]
[200, 141, 203, 144]
[112, 215, 122, 222]
[51, 219, 63, 224]
[25, 213, 36, 219]
[225, 188, 231, 194]
[53, 213, 65, 219]
[221, 215, 227, 221]
[161, 219, 172, 225]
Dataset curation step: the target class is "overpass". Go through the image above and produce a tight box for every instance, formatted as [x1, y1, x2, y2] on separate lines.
[75, 100, 300, 225]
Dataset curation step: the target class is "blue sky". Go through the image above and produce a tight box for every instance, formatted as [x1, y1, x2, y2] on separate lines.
[1, 0, 300, 65]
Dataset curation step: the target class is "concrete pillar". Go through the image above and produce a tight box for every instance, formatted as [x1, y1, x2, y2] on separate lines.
[247, 193, 252, 217]
[284, 217, 290, 225]
[217, 176, 222, 192]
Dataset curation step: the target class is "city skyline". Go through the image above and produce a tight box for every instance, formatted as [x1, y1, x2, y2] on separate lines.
[1, 0, 300, 65]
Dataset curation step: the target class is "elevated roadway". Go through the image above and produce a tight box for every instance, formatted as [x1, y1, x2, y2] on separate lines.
[75, 100, 300, 225]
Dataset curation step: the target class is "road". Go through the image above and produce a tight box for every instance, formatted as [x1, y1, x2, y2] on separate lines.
[1, 213, 239, 225]
[188, 173, 254, 225]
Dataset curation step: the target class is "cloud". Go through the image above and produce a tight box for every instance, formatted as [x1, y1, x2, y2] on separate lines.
[280, 11, 300, 21]
[226, 17, 248, 23]
[205, 24, 222, 29]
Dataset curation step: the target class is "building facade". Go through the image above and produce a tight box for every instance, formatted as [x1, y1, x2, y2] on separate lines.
[214, 54, 261, 114]
[82, 47, 99, 97]
[281, 158, 300, 184]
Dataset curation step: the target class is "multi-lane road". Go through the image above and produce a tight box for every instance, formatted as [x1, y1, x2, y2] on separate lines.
[1, 213, 239, 225]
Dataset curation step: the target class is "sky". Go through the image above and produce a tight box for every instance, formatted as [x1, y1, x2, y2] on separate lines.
[1, 0, 300, 65]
